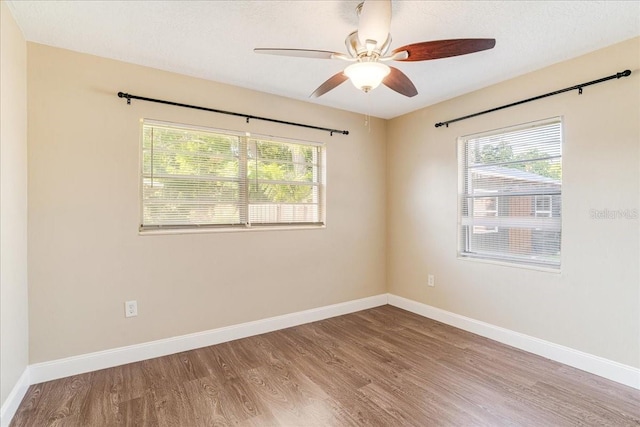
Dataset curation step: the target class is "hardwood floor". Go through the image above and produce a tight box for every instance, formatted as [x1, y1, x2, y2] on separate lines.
[11, 305, 640, 426]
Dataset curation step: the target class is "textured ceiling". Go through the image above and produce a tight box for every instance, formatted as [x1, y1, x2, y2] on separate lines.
[7, 1, 640, 119]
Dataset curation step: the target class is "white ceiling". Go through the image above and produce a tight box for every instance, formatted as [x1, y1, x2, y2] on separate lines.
[7, 1, 640, 119]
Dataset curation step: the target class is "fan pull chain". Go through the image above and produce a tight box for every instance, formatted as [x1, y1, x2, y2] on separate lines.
[364, 94, 373, 133]
[363, 114, 373, 133]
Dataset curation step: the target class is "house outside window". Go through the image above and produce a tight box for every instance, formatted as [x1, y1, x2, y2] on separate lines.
[458, 117, 562, 269]
[140, 120, 325, 232]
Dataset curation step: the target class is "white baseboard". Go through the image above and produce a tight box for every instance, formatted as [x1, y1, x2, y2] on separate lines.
[388, 294, 640, 390]
[0, 367, 30, 427]
[29, 294, 388, 385]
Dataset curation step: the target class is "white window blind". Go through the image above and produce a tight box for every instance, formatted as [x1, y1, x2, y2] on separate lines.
[141, 121, 324, 230]
[458, 118, 562, 269]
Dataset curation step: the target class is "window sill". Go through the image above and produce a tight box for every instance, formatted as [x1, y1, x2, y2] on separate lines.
[138, 224, 326, 236]
[457, 254, 561, 274]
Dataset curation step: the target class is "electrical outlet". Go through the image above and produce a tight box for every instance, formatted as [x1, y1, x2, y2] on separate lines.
[428, 274, 435, 287]
[125, 300, 138, 317]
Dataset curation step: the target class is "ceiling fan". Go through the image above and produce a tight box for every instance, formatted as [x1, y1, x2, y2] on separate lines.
[254, 0, 496, 98]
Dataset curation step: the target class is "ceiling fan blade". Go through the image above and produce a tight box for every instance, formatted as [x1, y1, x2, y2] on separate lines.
[383, 66, 418, 97]
[357, 0, 391, 49]
[254, 48, 343, 60]
[310, 72, 349, 98]
[392, 38, 496, 62]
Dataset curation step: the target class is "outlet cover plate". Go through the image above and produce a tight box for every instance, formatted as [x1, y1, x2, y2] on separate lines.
[125, 300, 138, 317]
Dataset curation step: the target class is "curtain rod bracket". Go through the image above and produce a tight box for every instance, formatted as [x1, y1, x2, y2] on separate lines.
[434, 69, 631, 128]
[118, 92, 132, 104]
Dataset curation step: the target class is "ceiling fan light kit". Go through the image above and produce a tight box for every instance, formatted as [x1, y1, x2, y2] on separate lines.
[254, 0, 496, 98]
[344, 61, 391, 93]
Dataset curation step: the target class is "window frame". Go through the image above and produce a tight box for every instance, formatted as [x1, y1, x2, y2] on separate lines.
[457, 117, 562, 270]
[139, 119, 326, 233]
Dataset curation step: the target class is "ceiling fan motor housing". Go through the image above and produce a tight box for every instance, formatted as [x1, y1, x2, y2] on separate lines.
[346, 31, 392, 60]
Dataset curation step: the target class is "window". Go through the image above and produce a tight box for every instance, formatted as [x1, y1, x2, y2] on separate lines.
[458, 118, 562, 269]
[534, 195, 552, 217]
[141, 120, 324, 231]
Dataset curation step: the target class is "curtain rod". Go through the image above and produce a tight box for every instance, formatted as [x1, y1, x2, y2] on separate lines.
[434, 69, 632, 128]
[117, 92, 349, 136]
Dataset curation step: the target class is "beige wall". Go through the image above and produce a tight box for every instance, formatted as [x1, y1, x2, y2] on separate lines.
[387, 37, 640, 367]
[0, 1, 29, 405]
[21, 33, 640, 372]
[27, 43, 387, 363]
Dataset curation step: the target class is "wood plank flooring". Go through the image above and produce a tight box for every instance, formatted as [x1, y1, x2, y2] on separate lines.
[11, 305, 640, 426]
